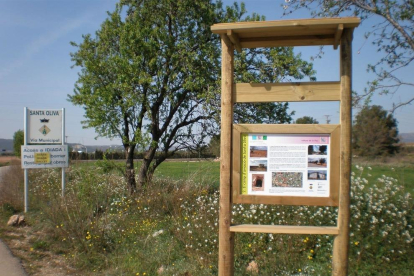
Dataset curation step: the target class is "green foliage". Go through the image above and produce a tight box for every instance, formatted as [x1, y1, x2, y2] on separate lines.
[283, 0, 414, 111]
[95, 154, 125, 175]
[353, 105, 400, 157]
[68, 0, 236, 188]
[295, 116, 319, 124]
[68, 0, 317, 188]
[233, 44, 316, 124]
[13, 129, 24, 157]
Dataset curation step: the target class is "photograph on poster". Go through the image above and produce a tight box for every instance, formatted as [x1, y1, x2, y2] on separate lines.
[271, 172, 303, 188]
[252, 174, 265, 191]
[308, 157, 327, 168]
[250, 146, 268, 158]
[308, 145, 328, 155]
[308, 170, 327, 180]
[249, 160, 268, 172]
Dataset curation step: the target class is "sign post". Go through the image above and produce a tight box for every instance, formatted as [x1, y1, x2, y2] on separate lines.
[23, 108, 29, 213]
[62, 108, 66, 197]
[22, 107, 67, 212]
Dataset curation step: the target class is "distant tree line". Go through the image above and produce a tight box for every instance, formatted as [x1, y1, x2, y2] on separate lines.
[69, 149, 216, 161]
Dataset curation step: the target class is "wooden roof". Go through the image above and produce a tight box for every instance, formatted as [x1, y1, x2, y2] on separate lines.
[211, 17, 360, 50]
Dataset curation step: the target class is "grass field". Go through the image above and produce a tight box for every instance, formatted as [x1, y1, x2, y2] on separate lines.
[153, 159, 414, 193]
[72, 158, 414, 193]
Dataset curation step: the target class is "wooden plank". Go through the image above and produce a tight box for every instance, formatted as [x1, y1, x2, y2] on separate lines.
[332, 27, 354, 276]
[227, 30, 242, 53]
[235, 27, 336, 38]
[330, 126, 341, 204]
[240, 35, 334, 48]
[234, 82, 340, 103]
[233, 194, 337, 206]
[333, 24, 343, 50]
[234, 124, 340, 134]
[211, 17, 361, 34]
[230, 225, 339, 235]
[218, 34, 234, 276]
[232, 126, 242, 201]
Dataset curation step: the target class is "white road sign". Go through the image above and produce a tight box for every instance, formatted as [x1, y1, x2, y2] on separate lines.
[21, 145, 69, 169]
[27, 109, 62, 144]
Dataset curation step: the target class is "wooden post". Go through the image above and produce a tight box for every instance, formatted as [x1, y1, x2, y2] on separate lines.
[332, 27, 353, 276]
[219, 34, 234, 276]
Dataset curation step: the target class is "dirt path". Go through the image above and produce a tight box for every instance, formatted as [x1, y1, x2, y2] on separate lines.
[0, 239, 28, 276]
[0, 165, 11, 182]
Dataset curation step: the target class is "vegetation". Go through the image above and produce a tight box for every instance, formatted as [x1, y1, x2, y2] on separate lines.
[295, 116, 319, 124]
[0, 159, 413, 275]
[352, 105, 400, 157]
[283, 0, 414, 111]
[13, 130, 24, 157]
[69, 0, 317, 191]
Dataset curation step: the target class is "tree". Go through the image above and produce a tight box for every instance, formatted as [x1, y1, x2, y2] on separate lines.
[13, 130, 24, 157]
[69, 0, 316, 191]
[352, 105, 400, 156]
[283, 0, 414, 111]
[295, 116, 319, 124]
[70, 0, 225, 191]
[207, 134, 221, 158]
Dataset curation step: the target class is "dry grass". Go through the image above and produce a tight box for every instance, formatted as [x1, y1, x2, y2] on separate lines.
[0, 159, 24, 212]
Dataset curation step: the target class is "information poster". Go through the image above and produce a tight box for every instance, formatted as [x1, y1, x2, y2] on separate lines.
[21, 145, 69, 169]
[241, 134, 330, 197]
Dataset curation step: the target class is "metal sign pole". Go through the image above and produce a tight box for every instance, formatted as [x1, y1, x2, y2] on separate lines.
[23, 107, 29, 213]
[61, 108, 65, 197]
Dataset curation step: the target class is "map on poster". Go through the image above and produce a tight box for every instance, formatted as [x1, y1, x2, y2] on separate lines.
[240, 134, 330, 197]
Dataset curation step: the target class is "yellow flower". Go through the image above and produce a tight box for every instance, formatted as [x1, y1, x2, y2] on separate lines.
[310, 249, 314, 253]
[30, 248, 34, 251]
[354, 241, 359, 246]
[298, 269, 302, 272]
[308, 255, 313, 260]
[248, 244, 251, 248]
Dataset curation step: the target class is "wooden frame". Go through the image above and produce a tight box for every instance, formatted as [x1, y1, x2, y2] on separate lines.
[212, 17, 359, 276]
[232, 124, 340, 206]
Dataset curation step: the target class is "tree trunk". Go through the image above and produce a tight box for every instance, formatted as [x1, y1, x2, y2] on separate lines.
[125, 145, 136, 194]
[137, 146, 157, 188]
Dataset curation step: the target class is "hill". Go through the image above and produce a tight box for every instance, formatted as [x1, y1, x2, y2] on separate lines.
[400, 133, 414, 143]
[0, 139, 13, 152]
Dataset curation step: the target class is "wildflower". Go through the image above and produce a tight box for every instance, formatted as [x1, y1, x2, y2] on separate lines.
[354, 241, 359, 246]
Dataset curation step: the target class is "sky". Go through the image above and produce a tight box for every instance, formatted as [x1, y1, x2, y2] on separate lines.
[1, 0, 413, 145]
